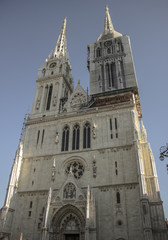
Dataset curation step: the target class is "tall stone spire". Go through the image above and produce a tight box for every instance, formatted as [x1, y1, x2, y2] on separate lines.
[97, 5, 122, 41]
[104, 5, 114, 34]
[53, 17, 68, 59]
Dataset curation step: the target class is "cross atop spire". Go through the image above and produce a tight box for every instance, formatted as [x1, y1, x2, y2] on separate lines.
[104, 5, 114, 34]
[53, 17, 68, 59]
[97, 5, 122, 41]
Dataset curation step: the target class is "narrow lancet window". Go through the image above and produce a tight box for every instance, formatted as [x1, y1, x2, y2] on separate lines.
[37, 130, 40, 145]
[96, 47, 101, 57]
[83, 122, 91, 149]
[117, 192, 120, 204]
[41, 129, 45, 145]
[110, 118, 112, 130]
[72, 124, 80, 150]
[61, 126, 69, 151]
[110, 62, 116, 87]
[105, 63, 111, 87]
[115, 118, 117, 130]
[30, 201, 33, 208]
[46, 85, 53, 110]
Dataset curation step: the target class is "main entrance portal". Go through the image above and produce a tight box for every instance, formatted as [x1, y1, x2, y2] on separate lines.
[65, 234, 80, 240]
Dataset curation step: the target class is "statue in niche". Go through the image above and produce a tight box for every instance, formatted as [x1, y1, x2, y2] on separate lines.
[92, 158, 97, 178]
[92, 124, 96, 139]
[55, 132, 59, 144]
[52, 95, 57, 106]
[36, 97, 41, 110]
[63, 183, 76, 199]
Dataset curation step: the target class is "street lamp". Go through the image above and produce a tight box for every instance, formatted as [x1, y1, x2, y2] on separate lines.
[159, 144, 168, 161]
[159, 144, 168, 174]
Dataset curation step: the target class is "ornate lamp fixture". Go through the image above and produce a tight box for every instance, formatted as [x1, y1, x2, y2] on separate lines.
[159, 144, 168, 161]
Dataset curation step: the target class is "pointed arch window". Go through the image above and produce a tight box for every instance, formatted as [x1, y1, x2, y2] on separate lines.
[83, 122, 91, 149]
[72, 124, 80, 150]
[96, 47, 101, 57]
[61, 125, 70, 151]
[46, 85, 53, 110]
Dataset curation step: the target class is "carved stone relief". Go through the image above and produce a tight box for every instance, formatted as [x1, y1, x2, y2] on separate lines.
[63, 183, 76, 199]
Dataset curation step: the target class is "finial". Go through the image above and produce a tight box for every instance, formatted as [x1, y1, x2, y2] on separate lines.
[78, 79, 80, 85]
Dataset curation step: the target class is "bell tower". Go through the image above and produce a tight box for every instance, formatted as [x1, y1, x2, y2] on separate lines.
[88, 6, 138, 96]
[31, 18, 74, 118]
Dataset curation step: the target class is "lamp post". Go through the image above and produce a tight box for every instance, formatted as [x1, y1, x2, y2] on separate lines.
[159, 144, 168, 173]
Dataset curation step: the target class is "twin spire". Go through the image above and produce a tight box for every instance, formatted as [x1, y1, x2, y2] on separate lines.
[104, 5, 114, 34]
[98, 5, 122, 41]
[52, 17, 68, 59]
[51, 6, 122, 59]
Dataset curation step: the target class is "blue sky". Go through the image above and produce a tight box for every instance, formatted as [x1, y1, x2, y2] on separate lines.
[0, 0, 168, 217]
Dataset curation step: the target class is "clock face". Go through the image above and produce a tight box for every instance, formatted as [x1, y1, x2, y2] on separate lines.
[49, 62, 56, 68]
[104, 41, 112, 47]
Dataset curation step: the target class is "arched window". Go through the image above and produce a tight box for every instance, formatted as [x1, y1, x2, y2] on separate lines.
[96, 47, 101, 57]
[46, 85, 53, 110]
[116, 192, 120, 204]
[83, 122, 91, 149]
[61, 125, 70, 151]
[72, 124, 80, 150]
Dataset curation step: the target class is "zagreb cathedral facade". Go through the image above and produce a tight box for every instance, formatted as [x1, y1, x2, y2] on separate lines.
[0, 6, 167, 240]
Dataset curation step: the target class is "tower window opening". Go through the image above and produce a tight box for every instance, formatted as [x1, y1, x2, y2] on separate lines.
[110, 62, 116, 87]
[116, 192, 120, 204]
[115, 161, 118, 175]
[38, 222, 41, 229]
[110, 118, 112, 130]
[101, 65, 105, 92]
[61, 126, 69, 151]
[96, 47, 101, 57]
[111, 133, 113, 139]
[37, 130, 40, 145]
[105, 63, 111, 87]
[51, 71, 54, 75]
[28, 211, 32, 217]
[72, 124, 80, 150]
[46, 85, 53, 110]
[29, 201, 33, 208]
[115, 118, 118, 129]
[41, 129, 45, 145]
[83, 122, 91, 149]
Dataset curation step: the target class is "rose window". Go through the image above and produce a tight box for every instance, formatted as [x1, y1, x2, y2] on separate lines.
[66, 161, 84, 179]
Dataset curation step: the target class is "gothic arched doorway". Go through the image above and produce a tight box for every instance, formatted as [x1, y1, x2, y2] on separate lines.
[49, 204, 85, 240]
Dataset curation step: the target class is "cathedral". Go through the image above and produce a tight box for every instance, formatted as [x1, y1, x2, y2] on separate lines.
[0, 6, 167, 240]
